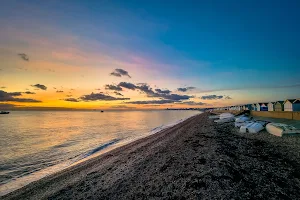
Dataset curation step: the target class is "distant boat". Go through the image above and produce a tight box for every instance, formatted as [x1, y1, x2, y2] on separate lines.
[101, 110, 104, 112]
[0, 111, 10, 114]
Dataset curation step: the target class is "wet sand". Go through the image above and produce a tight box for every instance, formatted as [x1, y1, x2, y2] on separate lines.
[3, 113, 300, 199]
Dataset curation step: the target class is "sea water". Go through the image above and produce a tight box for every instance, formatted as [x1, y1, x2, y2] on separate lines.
[0, 110, 199, 195]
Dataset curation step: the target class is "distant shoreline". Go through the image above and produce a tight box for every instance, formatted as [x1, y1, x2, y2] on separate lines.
[3, 113, 300, 199]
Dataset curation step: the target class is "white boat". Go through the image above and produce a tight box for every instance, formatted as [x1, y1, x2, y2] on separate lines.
[235, 121, 252, 128]
[219, 113, 234, 119]
[266, 123, 300, 137]
[248, 122, 264, 133]
[240, 122, 265, 133]
[235, 116, 251, 123]
[240, 122, 255, 133]
[214, 117, 235, 123]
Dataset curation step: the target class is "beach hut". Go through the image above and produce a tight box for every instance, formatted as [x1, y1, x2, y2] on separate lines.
[246, 104, 252, 110]
[258, 103, 268, 111]
[268, 102, 275, 111]
[284, 99, 300, 111]
[274, 101, 284, 111]
[284, 99, 296, 111]
[256, 103, 261, 111]
[252, 103, 257, 111]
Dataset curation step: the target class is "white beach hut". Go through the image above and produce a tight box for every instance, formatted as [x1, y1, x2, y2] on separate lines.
[284, 99, 300, 111]
[284, 99, 296, 111]
[252, 103, 257, 111]
[268, 102, 275, 111]
[256, 103, 261, 111]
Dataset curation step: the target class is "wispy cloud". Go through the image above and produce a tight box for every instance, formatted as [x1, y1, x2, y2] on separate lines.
[114, 91, 123, 96]
[18, 53, 29, 61]
[64, 98, 80, 102]
[24, 91, 36, 94]
[71, 92, 130, 102]
[118, 82, 193, 101]
[105, 84, 123, 91]
[31, 84, 47, 90]
[127, 100, 177, 104]
[8, 92, 22, 96]
[118, 82, 136, 90]
[201, 95, 223, 100]
[0, 90, 41, 102]
[177, 87, 196, 92]
[155, 89, 171, 94]
[110, 69, 131, 78]
[175, 101, 206, 105]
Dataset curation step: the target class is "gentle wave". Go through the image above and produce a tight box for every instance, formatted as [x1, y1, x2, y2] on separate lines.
[84, 139, 121, 157]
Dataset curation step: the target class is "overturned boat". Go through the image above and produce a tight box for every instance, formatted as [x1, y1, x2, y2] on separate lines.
[240, 121, 267, 133]
[214, 113, 235, 123]
[266, 123, 300, 137]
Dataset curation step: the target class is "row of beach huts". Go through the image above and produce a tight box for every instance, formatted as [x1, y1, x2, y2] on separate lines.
[211, 98, 300, 112]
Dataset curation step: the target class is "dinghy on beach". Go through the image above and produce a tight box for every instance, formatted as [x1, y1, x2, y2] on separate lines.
[219, 113, 234, 119]
[239, 121, 267, 133]
[235, 121, 252, 128]
[235, 116, 251, 123]
[214, 113, 235, 123]
[214, 117, 235, 123]
[266, 123, 300, 137]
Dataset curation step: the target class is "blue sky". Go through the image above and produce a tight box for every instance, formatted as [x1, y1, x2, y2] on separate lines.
[0, 0, 299, 109]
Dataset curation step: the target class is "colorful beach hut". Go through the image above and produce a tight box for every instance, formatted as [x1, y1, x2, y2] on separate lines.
[268, 102, 275, 111]
[259, 103, 268, 111]
[274, 101, 284, 111]
[284, 99, 297, 111]
[284, 99, 300, 111]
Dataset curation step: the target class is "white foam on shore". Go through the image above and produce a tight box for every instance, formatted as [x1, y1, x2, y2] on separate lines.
[0, 112, 201, 196]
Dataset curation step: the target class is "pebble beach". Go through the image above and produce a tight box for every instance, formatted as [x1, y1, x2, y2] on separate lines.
[3, 113, 300, 200]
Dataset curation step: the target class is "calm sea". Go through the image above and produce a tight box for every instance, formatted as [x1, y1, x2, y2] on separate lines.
[0, 110, 199, 195]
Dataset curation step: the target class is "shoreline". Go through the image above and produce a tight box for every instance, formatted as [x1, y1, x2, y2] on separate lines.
[3, 114, 201, 199]
[0, 112, 200, 197]
[4, 113, 300, 199]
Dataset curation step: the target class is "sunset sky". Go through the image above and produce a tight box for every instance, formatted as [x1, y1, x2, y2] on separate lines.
[0, 0, 300, 110]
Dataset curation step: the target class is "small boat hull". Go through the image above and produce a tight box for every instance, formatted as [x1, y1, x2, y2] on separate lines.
[240, 122, 265, 133]
[214, 117, 235, 123]
[266, 123, 300, 137]
[0, 111, 10, 114]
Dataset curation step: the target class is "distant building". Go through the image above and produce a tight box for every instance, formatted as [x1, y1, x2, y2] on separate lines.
[259, 103, 268, 111]
[274, 101, 284, 111]
[267, 102, 275, 111]
[284, 99, 300, 111]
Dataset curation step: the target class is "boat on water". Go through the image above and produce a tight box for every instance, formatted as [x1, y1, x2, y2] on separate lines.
[0, 111, 10, 114]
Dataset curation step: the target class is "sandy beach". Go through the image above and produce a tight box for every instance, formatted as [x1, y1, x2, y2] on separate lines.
[3, 113, 300, 199]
